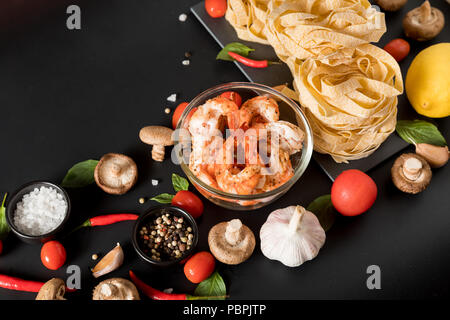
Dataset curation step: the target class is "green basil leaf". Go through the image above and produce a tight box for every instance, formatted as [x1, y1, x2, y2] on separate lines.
[396, 120, 447, 147]
[194, 271, 226, 300]
[0, 193, 11, 240]
[216, 42, 255, 61]
[307, 194, 336, 232]
[172, 173, 189, 192]
[61, 160, 99, 188]
[151, 193, 174, 204]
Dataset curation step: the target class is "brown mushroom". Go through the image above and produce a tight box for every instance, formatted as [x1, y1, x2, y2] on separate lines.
[391, 153, 432, 194]
[375, 0, 408, 12]
[35, 278, 66, 300]
[139, 126, 174, 161]
[94, 153, 138, 195]
[415, 143, 449, 168]
[92, 278, 140, 300]
[403, 1, 445, 41]
[208, 219, 255, 265]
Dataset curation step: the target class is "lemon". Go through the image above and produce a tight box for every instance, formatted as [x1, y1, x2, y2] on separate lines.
[405, 43, 450, 118]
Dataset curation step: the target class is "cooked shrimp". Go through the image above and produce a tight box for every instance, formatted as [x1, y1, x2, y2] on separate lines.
[190, 160, 219, 189]
[239, 96, 279, 129]
[267, 121, 304, 155]
[190, 135, 223, 179]
[260, 148, 294, 192]
[189, 97, 239, 137]
[216, 164, 262, 195]
[214, 136, 262, 195]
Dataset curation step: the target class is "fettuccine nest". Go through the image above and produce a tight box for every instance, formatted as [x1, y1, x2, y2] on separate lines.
[226, 0, 403, 163]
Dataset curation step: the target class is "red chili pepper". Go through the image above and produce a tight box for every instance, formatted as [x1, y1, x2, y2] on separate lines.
[88, 214, 139, 227]
[69, 213, 139, 235]
[0, 274, 44, 292]
[0, 274, 77, 293]
[129, 270, 187, 300]
[228, 51, 279, 68]
[129, 270, 227, 301]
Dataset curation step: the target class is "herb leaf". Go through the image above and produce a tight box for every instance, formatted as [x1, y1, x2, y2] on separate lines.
[396, 120, 447, 147]
[151, 193, 174, 204]
[0, 193, 11, 240]
[307, 194, 336, 232]
[172, 173, 189, 192]
[217, 42, 255, 61]
[194, 271, 226, 300]
[61, 160, 99, 188]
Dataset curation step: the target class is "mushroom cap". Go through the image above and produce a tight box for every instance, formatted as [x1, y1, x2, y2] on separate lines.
[403, 1, 445, 41]
[375, 0, 408, 12]
[391, 153, 432, 194]
[139, 126, 174, 146]
[35, 278, 66, 300]
[92, 278, 140, 300]
[208, 220, 256, 265]
[94, 153, 138, 195]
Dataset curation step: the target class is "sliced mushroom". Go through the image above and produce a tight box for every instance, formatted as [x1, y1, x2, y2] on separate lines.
[415, 143, 449, 168]
[208, 219, 255, 265]
[403, 1, 445, 41]
[35, 278, 66, 300]
[94, 153, 138, 195]
[92, 278, 140, 300]
[375, 0, 408, 12]
[139, 126, 174, 162]
[392, 153, 432, 194]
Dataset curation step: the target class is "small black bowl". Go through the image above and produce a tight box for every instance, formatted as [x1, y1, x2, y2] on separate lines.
[5, 181, 71, 244]
[132, 205, 199, 267]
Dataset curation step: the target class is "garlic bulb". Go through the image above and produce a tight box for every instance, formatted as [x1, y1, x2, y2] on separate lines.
[260, 206, 326, 267]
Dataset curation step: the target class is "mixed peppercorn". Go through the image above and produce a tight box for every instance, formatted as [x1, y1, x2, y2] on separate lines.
[138, 211, 194, 261]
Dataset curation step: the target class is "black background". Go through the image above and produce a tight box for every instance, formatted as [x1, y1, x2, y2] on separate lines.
[0, 0, 449, 300]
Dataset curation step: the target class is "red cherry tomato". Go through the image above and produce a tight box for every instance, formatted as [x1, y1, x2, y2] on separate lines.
[172, 102, 196, 129]
[383, 38, 410, 62]
[40, 241, 67, 270]
[172, 190, 204, 219]
[220, 91, 242, 108]
[184, 251, 215, 283]
[205, 0, 227, 18]
[331, 169, 377, 216]
[0, 240, 3, 255]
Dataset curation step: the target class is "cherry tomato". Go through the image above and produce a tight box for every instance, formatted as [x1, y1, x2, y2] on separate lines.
[184, 251, 215, 283]
[331, 169, 377, 216]
[220, 91, 243, 108]
[41, 240, 67, 270]
[0, 240, 3, 255]
[383, 39, 410, 62]
[205, 0, 227, 18]
[172, 102, 196, 129]
[172, 190, 204, 219]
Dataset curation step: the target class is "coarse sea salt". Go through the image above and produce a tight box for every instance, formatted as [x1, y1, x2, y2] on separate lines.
[178, 13, 187, 22]
[14, 186, 67, 236]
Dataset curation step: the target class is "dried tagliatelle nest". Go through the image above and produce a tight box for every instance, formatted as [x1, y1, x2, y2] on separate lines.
[226, 0, 272, 45]
[226, 0, 386, 61]
[289, 44, 403, 162]
[226, 0, 403, 163]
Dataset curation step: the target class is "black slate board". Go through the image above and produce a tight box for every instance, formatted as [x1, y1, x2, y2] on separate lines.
[191, 1, 409, 180]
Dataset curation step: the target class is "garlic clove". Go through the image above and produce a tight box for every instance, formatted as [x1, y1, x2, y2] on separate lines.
[92, 243, 124, 278]
[415, 143, 449, 168]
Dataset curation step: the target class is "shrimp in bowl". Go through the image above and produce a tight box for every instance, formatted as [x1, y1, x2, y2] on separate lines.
[174, 82, 314, 210]
[186, 93, 305, 195]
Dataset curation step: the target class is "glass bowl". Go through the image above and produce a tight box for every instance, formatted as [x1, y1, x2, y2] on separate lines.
[173, 82, 313, 211]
